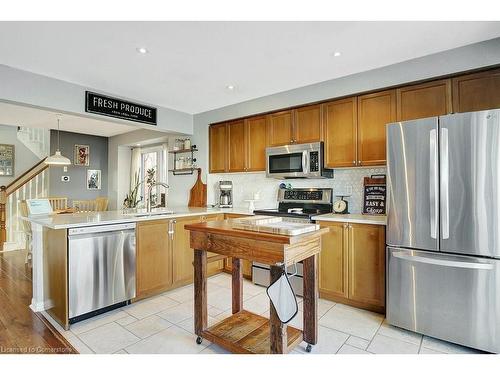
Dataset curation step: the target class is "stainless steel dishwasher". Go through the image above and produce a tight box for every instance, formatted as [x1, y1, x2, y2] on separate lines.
[68, 223, 136, 323]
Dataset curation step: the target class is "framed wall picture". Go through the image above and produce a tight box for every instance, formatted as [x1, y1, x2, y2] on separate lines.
[0, 144, 15, 177]
[87, 169, 101, 190]
[362, 175, 386, 215]
[74, 144, 90, 166]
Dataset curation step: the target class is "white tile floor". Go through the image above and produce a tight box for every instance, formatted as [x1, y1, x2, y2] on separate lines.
[43, 273, 484, 354]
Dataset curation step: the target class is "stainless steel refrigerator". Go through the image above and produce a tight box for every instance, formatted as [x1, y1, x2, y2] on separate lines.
[387, 109, 500, 353]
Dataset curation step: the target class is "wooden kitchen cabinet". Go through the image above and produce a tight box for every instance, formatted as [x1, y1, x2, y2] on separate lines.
[357, 89, 396, 166]
[452, 68, 500, 113]
[227, 120, 247, 172]
[318, 220, 385, 313]
[294, 104, 322, 144]
[347, 223, 385, 309]
[267, 110, 294, 146]
[319, 222, 348, 300]
[323, 97, 358, 168]
[209, 123, 227, 173]
[397, 79, 452, 121]
[136, 219, 172, 298]
[172, 216, 199, 285]
[246, 116, 268, 171]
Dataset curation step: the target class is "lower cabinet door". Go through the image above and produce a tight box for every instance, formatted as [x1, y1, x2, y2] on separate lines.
[347, 223, 385, 307]
[172, 216, 200, 285]
[136, 220, 172, 297]
[319, 221, 348, 299]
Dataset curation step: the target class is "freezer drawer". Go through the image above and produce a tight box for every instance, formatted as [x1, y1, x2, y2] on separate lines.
[68, 228, 136, 319]
[387, 247, 500, 353]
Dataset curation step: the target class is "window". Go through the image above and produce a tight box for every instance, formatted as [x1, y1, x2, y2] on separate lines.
[139, 145, 167, 207]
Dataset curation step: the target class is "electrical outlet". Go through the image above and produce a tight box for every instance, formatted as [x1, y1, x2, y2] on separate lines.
[63, 166, 68, 172]
[61, 175, 70, 182]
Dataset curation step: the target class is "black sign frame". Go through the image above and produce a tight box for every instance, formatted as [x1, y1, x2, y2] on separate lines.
[85, 91, 157, 125]
[362, 175, 386, 215]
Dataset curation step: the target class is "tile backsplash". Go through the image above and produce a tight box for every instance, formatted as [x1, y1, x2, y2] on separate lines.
[207, 167, 386, 213]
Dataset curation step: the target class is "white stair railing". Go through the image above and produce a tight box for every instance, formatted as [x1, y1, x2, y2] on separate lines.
[17, 126, 50, 160]
[1, 159, 49, 252]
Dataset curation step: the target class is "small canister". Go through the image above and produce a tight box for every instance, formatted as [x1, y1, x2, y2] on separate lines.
[184, 138, 191, 150]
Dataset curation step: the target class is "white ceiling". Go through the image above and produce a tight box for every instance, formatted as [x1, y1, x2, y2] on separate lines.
[0, 101, 139, 137]
[0, 22, 499, 114]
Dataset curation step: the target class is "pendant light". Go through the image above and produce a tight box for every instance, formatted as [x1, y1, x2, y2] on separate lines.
[45, 115, 71, 166]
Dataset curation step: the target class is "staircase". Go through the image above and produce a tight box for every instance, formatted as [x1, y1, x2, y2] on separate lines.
[17, 126, 50, 160]
[0, 160, 49, 251]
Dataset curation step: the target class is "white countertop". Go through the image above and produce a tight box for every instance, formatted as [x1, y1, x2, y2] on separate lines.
[24, 206, 254, 230]
[312, 213, 387, 226]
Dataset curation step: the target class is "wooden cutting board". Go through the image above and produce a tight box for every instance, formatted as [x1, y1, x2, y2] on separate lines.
[188, 168, 207, 207]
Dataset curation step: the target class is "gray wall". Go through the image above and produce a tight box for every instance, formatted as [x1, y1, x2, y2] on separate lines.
[0, 124, 42, 186]
[167, 37, 500, 205]
[0, 64, 193, 135]
[49, 130, 108, 204]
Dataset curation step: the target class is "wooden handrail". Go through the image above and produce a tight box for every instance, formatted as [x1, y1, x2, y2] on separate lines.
[1, 158, 48, 196]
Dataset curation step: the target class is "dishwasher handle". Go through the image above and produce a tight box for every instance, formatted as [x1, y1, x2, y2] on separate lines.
[68, 222, 136, 236]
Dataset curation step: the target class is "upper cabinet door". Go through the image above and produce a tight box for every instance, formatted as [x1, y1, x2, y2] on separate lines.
[397, 79, 452, 121]
[209, 123, 227, 173]
[357, 89, 396, 166]
[246, 116, 268, 172]
[452, 68, 500, 113]
[227, 120, 247, 172]
[323, 97, 357, 168]
[267, 110, 294, 146]
[294, 104, 322, 144]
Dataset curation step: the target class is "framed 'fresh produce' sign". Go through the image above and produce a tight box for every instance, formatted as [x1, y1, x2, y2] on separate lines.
[362, 175, 386, 215]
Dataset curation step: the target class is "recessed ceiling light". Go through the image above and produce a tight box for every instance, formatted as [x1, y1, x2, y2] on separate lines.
[226, 85, 235, 91]
[136, 47, 148, 54]
[136, 143, 141, 146]
[333, 51, 341, 57]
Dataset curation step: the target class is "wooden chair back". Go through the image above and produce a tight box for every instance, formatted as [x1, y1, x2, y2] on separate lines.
[73, 200, 98, 212]
[18, 200, 32, 234]
[95, 197, 109, 211]
[48, 197, 68, 210]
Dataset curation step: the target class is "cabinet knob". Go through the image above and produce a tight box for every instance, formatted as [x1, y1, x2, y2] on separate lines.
[352, 161, 356, 165]
[358, 161, 362, 166]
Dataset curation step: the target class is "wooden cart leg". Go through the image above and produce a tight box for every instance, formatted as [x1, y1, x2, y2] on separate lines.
[270, 264, 287, 354]
[232, 257, 243, 314]
[303, 254, 318, 350]
[194, 249, 207, 342]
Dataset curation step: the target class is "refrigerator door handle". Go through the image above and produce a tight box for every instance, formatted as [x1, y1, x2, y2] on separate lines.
[440, 127, 450, 240]
[392, 251, 493, 270]
[429, 129, 438, 239]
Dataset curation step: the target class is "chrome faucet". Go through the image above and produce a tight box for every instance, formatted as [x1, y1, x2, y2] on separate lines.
[147, 182, 170, 212]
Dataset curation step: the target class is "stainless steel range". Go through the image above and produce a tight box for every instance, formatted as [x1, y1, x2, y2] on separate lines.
[252, 187, 333, 295]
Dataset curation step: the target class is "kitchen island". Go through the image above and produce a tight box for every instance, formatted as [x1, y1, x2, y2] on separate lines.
[24, 206, 254, 329]
[185, 219, 328, 354]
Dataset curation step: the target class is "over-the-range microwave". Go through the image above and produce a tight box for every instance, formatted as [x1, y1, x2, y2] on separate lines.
[265, 142, 333, 179]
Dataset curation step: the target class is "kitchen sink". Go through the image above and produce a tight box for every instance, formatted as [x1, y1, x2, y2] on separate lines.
[123, 209, 175, 217]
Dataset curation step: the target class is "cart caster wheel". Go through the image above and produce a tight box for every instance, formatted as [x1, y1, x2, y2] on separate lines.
[305, 344, 313, 353]
[196, 336, 203, 345]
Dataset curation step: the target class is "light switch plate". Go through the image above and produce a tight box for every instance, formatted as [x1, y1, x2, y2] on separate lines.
[63, 166, 68, 172]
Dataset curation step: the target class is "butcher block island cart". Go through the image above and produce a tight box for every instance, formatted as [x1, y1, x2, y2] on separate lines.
[185, 219, 328, 354]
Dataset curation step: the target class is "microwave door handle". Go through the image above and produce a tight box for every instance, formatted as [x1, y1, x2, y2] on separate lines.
[302, 151, 308, 173]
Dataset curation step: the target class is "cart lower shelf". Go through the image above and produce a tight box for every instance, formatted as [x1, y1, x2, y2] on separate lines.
[200, 310, 303, 354]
